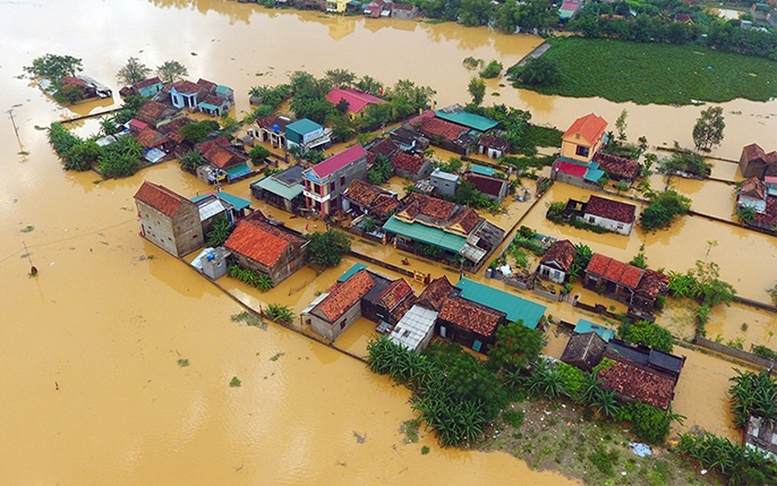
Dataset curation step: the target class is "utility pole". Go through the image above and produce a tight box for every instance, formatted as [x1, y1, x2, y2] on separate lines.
[7, 108, 26, 156]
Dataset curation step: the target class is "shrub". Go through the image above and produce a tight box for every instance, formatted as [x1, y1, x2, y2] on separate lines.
[618, 320, 674, 353]
[479, 60, 503, 79]
[617, 402, 672, 445]
[502, 409, 524, 429]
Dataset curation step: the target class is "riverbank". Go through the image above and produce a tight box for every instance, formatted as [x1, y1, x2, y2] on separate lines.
[511, 37, 777, 105]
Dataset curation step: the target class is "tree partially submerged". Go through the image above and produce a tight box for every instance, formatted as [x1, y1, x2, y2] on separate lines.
[117, 57, 151, 85]
[307, 230, 351, 268]
[692, 106, 725, 152]
[487, 320, 544, 372]
[156, 60, 188, 84]
[24, 53, 83, 81]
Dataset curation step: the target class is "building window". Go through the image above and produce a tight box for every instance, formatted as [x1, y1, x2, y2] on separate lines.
[575, 145, 590, 157]
[588, 217, 595, 224]
[340, 320, 346, 329]
[340, 176, 346, 187]
[314, 184, 322, 195]
[617, 223, 624, 230]
[305, 180, 311, 191]
[329, 182, 336, 193]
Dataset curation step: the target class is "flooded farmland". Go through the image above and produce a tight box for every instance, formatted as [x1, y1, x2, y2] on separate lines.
[1, 0, 776, 483]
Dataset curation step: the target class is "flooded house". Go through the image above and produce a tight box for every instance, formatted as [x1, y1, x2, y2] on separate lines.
[167, 78, 234, 117]
[560, 113, 607, 164]
[583, 254, 668, 312]
[250, 165, 305, 214]
[365, 136, 400, 163]
[135, 127, 172, 164]
[430, 169, 460, 198]
[302, 144, 368, 218]
[390, 2, 419, 19]
[190, 191, 252, 234]
[58, 75, 112, 100]
[391, 151, 432, 182]
[561, 335, 685, 409]
[463, 172, 509, 204]
[476, 135, 510, 159]
[386, 304, 438, 352]
[133, 181, 204, 258]
[195, 137, 251, 184]
[389, 126, 427, 153]
[251, 114, 292, 149]
[381, 193, 505, 269]
[739, 143, 777, 179]
[285, 118, 331, 151]
[592, 152, 641, 183]
[223, 211, 308, 286]
[135, 100, 181, 128]
[325, 88, 387, 119]
[119, 76, 163, 99]
[361, 273, 416, 328]
[537, 239, 575, 284]
[736, 177, 777, 231]
[581, 195, 637, 235]
[342, 179, 399, 220]
[415, 275, 455, 312]
[438, 297, 506, 353]
[413, 106, 499, 156]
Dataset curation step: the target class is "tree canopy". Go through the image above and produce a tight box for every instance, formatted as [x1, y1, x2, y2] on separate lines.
[156, 60, 188, 84]
[117, 57, 151, 85]
[307, 230, 351, 268]
[487, 320, 544, 372]
[24, 54, 83, 81]
[692, 106, 725, 151]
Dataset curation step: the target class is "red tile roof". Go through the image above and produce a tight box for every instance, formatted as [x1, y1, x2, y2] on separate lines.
[401, 193, 456, 221]
[369, 137, 399, 158]
[257, 114, 291, 132]
[563, 113, 607, 145]
[586, 254, 644, 289]
[593, 152, 641, 180]
[372, 193, 400, 217]
[326, 88, 386, 114]
[158, 117, 192, 144]
[61, 76, 86, 89]
[309, 144, 366, 179]
[439, 297, 504, 337]
[418, 117, 466, 141]
[134, 76, 162, 89]
[137, 101, 172, 123]
[203, 145, 246, 169]
[598, 360, 676, 409]
[344, 179, 391, 208]
[135, 127, 169, 149]
[539, 239, 575, 271]
[478, 135, 510, 152]
[196, 78, 218, 92]
[417, 276, 454, 311]
[134, 181, 187, 217]
[740, 177, 767, 200]
[170, 80, 200, 94]
[585, 195, 636, 224]
[391, 152, 427, 175]
[224, 219, 303, 268]
[377, 278, 414, 310]
[316, 269, 375, 322]
[196, 136, 230, 154]
[464, 172, 507, 197]
[129, 119, 148, 131]
[450, 208, 483, 233]
[635, 269, 668, 299]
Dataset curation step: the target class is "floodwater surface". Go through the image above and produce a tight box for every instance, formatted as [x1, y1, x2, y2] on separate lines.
[1, 0, 775, 483]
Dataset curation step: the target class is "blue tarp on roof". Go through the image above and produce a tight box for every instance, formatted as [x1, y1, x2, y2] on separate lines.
[574, 319, 616, 342]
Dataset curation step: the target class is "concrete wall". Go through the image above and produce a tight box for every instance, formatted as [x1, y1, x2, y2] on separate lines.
[137, 201, 204, 257]
[538, 263, 565, 284]
[430, 173, 458, 197]
[582, 213, 633, 236]
[309, 301, 362, 341]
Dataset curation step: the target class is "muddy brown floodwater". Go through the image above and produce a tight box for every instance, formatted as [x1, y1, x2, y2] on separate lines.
[1, 0, 775, 483]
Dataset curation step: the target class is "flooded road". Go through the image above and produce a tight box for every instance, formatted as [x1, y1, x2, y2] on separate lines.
[1, 0, 775, 483]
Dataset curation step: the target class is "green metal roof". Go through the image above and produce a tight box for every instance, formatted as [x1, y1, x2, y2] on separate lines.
[215, 85, 231, 95]
[338, 263, 367, 282]
[251, 176, 304, 201]
[382, 216, 465, 254]
[583, 161, 605, 182]
[434, 110, 498, 132]
[574, 319, 616, 342]
[454, 278, 546, 330]
[190, 191, 252, 211]
[286, 118, 322, 135]
[469, 164, 496, 176]
[226, 163, 251, 179]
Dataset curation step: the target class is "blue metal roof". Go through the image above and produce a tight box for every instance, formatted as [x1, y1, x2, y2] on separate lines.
[469, 164, 496, 176]
[286, 118, 322, 135]
[338, 263, 367, 282]
[454, 278, 546, 330]
[574, 319, 616, 342]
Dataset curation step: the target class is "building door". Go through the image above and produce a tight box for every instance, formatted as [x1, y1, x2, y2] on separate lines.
[473, 340, 483, 352]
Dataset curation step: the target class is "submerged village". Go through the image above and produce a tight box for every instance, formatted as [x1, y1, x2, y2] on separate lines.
[10, 0, 777, 484]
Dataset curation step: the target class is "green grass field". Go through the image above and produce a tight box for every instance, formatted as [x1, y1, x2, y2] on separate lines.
[516, 37, 777, 105]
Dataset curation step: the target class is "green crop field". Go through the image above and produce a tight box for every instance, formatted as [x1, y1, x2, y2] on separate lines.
[515, 37, 777, 105]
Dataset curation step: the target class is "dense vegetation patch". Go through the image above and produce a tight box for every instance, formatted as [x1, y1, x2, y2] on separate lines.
[510, 37, 777, 105]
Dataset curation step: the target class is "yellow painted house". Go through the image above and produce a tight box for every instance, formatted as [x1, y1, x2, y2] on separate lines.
[561, 113, 608, 163]
[326, 0, 349, 13]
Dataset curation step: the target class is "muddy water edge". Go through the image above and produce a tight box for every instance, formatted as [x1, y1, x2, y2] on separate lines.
[2, 0, 776, 483]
